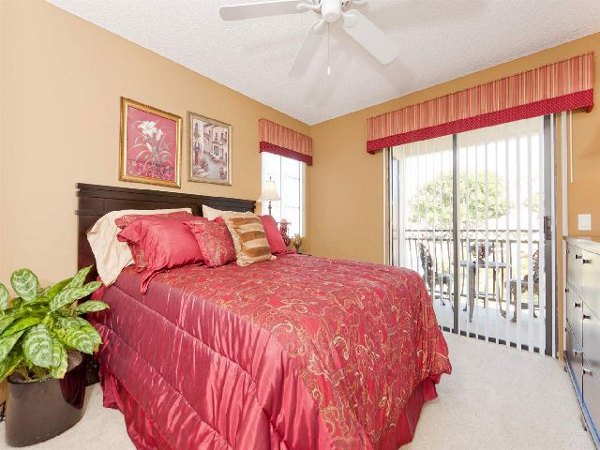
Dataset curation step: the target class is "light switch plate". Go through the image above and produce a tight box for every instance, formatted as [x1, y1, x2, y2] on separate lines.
[578, 214, 592, 231]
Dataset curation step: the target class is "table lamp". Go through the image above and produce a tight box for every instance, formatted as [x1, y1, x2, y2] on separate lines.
[259, 178, 280, 216]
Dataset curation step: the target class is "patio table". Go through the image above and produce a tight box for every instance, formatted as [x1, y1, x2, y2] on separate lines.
[459, 260, 508, 322]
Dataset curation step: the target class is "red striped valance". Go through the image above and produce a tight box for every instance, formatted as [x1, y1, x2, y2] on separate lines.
[259, 119, 313, 165]
[367, 52, 594, 153]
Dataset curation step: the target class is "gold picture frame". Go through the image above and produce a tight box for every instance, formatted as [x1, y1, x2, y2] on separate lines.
[119, 97, 182, 188]
[188, 111, 232, 186]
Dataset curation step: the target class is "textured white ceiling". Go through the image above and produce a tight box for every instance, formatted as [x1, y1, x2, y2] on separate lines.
[47, 0, 600, 125]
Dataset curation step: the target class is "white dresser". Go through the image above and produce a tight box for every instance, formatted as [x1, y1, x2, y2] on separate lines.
[566, 237, 600, 447]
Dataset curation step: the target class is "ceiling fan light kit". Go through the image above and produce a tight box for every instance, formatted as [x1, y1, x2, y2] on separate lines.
[320, 0, 342, 22]
[220, 0, 398, 75]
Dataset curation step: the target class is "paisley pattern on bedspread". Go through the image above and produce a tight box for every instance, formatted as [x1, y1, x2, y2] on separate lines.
[93, 254, 451, 449]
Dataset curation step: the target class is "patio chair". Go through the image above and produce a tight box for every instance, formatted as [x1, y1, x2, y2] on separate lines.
[418, 243, 453, 307]
[506, 249, 539, 321]
[470, 241, 495, 262]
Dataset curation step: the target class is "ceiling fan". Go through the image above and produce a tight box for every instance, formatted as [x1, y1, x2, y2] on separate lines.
[219, 0, 398, 76]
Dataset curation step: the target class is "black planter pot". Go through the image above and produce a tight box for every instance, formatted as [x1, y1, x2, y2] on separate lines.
[5, 356, 86, 447]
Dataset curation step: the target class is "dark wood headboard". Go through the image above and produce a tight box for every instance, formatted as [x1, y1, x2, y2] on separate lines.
[76, 183, 255, 278]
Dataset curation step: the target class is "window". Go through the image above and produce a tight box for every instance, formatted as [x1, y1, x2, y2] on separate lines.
[261, 152, 304, 236]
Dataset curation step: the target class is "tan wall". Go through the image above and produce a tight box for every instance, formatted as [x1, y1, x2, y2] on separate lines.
[0, 0, 6, 294]
[310, 33, 600, 263]
[0, 0, 310, 286]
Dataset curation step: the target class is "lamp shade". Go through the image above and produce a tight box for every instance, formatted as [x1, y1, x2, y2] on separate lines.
[259, 180, 280, 202]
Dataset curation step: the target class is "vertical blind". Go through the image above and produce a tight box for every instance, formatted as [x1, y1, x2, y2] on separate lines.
[457, 118, 549, 353]
[390, 117, 551, 354]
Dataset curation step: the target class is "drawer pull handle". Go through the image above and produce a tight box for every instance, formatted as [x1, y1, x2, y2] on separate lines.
[583, 259, 592, 265]
[574, 349, 583, 356]
[575, 254, 583, 260]
[584, 368, 593, 376]
[575, 302, 582, 308]
[583, 314, 591, 320]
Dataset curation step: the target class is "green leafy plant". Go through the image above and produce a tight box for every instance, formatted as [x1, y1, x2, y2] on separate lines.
[0, 266, 108, 383]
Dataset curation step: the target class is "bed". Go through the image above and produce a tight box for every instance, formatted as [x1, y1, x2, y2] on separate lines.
[76, 183, 451, 450]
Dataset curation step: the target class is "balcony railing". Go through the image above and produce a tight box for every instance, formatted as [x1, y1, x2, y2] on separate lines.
[394, 227, 541, 310]
[393, 227, 544, 351]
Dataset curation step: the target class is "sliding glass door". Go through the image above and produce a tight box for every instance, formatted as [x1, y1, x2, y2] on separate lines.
[389, 135, 454, 330]
[388, 116, 554, 355]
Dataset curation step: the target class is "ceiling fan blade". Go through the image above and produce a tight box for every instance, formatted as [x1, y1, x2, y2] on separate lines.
[341, 10, 397, 65]
[289, 21, 326, 76]
[220, 1, 307, 21]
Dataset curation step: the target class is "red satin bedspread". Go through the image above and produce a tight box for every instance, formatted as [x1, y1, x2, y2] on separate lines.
[91, 254, 451, 449]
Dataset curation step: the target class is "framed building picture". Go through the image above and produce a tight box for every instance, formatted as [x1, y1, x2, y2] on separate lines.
[119, 97, 182, 188]
[188, 112, 232, 186]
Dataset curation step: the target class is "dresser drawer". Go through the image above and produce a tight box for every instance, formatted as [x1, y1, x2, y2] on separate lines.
[566, 324, 584, 390]
[582, 249, 600, 313]
[583, 304, 600, 368]
[567, 289, 584, 347]
[568, 244, 584, 295]
[583, 355, 600, 431]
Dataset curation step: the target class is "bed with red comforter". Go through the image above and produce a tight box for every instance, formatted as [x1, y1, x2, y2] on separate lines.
[91, 253, 451, 449]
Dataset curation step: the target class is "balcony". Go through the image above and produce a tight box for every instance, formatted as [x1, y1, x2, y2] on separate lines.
[396, 228, 545, 352]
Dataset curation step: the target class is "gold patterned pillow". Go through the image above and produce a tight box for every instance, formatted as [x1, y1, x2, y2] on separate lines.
[222, 212, 275, 266]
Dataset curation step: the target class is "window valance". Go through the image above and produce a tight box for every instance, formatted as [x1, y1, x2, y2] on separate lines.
[367, 52, 594, 153]
[259, 119, 313, 165]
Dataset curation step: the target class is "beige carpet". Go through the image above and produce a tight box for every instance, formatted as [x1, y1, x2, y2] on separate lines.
[0, 332, 593, 449]
[405, 333, 593, 449]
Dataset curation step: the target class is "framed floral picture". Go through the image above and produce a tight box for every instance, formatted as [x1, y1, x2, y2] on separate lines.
[120, 97, 182, 188]
[188, 112, 232, 186]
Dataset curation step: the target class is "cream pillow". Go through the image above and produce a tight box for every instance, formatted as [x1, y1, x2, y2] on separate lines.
[87, 208, 192, 286]
[222, 212, 275, 266]
[202, 205, 230, 220]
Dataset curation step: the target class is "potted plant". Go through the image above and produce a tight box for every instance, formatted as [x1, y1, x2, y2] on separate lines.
[0, 265, 108, 447]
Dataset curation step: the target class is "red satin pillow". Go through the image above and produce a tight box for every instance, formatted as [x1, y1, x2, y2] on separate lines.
[117, 217, 204, 293]
[127, 242, 148, 272]
[185, 218, 236, 268]
[260, 215, 289, 255]
[115, 211, 193, 272]
[114, 211, 193, 229]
